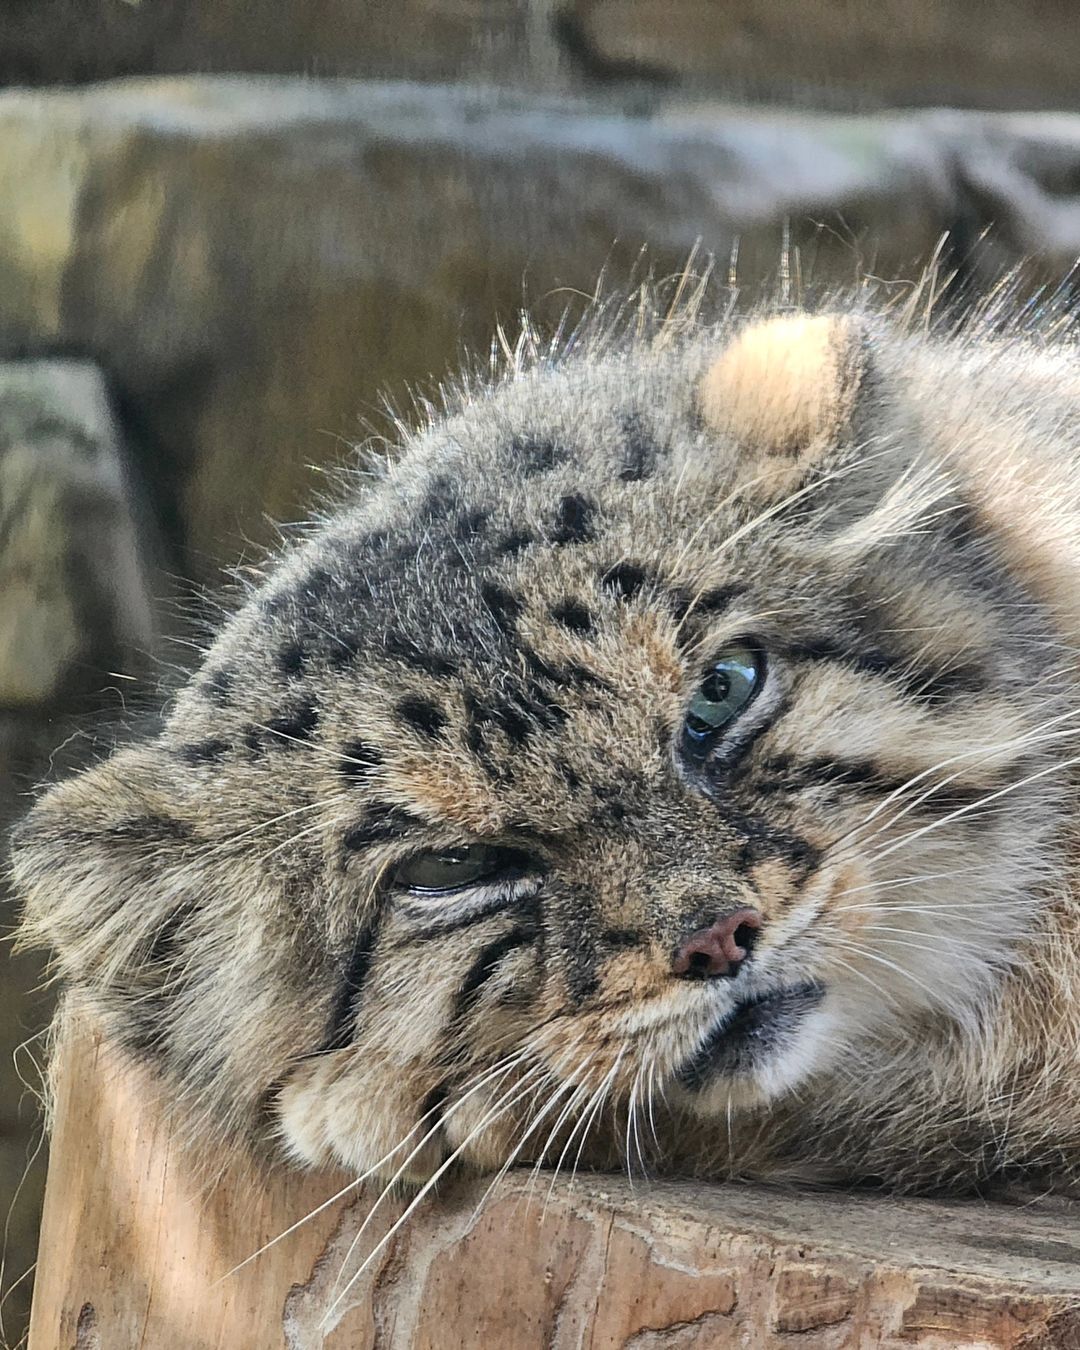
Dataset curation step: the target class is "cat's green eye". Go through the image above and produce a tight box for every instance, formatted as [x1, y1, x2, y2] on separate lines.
[391, 844, 522, 894]
[684, 643, 764, 751]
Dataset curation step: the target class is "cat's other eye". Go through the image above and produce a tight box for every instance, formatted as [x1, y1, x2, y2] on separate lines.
[683, 642, 765, 753]
[390, 844, 527, 894]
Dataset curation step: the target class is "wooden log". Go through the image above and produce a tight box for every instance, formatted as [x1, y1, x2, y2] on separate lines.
[30, 1016, 1080, 1350]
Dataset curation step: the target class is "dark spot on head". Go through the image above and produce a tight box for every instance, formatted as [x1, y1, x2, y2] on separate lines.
[466, 689, 539, 751]
[107, 814, 191, 843]
[302, 567, 336, 607]
[277, 641, 307, 677]
[521, 646, 607, 697]
[551, 493, 596, 545]
[396, 695, 448, 739]
[418, 474, 456, 522]
[515, 435, 567, 476]
[592, 781, 629, 823]
[454, 508, 490, 543]
[698, 584, 745, 614]
[384, 633, 457, 678]
[265, 700, 319, 745]
[497, 530, 533, 557]
[463, 700, 500, 780]
[617, 414, 656, 482]
[551, 599, 593, 634]
[339, 739, 384, 783]
[491, 701, 532, 744]
[202, 667, 234, 705]
[481, 582, 524, 635]
[602, 562, 648, 600]
[177, 738, 230, 765]
[669, 584, 746, 625]
[556, 759, 581, 790]
[343, 802, 422, 850]
[328, 633, 361, 668]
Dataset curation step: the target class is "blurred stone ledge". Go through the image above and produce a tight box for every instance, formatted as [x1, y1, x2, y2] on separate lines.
[29, 1018, 1080, 1349]
[4, 77, 1080, 578]
[6, 0, 1080, 113]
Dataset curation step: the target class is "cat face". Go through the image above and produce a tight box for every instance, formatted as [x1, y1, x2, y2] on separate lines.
[13, 313, 1068, 1185]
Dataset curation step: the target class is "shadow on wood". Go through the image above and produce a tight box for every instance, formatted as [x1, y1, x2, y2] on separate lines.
[29, 1018, 1080, 1349]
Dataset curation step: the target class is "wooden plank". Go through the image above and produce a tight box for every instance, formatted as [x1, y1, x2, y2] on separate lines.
[30, 1016, 1080, 1349]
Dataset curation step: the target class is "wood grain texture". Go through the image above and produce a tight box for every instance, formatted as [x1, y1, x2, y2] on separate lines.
[30, 1018, 1080, 1349]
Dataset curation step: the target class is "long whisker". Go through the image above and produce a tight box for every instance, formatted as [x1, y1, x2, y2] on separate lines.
[523, 1066, 600, 1207]
[865, 752, 1080, 870]
[320, 1065, 549, 1328]
[471, 1056, 595, 1224]
[220, 1050, 530, 1281]
[324, 1053, 537, 1300]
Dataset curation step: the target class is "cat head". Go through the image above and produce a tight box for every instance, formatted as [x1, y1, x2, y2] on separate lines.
[12, 310, 1067, 1181]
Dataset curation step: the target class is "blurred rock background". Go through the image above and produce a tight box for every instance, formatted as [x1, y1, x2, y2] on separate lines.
[5, 3, 1080, 1344]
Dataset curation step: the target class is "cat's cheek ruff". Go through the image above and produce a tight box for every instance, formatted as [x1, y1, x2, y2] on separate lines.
[275, 1051, 446, 1179]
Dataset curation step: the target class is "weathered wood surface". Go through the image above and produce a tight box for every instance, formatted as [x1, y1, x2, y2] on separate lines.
[30, 1020, 1080, 1349]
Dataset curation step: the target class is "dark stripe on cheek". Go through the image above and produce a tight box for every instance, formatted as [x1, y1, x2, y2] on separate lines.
[146, 902, 198, 971]
[713, 803, 820, 879]
[201, 667, 234, 705]
[788, 637, 986, 705]
[755, 753, 999, 814]
[321, 916, 382, 1052]
[455, 921, 539, 1016]
[788, 638, 892, 680]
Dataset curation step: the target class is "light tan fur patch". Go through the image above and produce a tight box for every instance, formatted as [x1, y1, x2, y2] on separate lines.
[698, 314, 865, 459]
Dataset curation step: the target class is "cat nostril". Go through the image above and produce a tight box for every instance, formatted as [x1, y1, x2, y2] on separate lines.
[732, 922, 760, 961]
[671, 907, 763, 980]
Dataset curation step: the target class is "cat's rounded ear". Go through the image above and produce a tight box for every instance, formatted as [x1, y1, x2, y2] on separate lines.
[11, 745, 198, 995]
[696, 313, 870, 503]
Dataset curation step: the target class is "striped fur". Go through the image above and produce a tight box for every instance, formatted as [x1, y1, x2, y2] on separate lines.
[12, 295, 1080, 1196]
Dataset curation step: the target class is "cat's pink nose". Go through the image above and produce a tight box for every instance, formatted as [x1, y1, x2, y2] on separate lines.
[671, 908, 762, 979]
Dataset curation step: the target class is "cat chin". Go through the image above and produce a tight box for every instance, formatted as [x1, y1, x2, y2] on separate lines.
[679, 1001, 842, 1116]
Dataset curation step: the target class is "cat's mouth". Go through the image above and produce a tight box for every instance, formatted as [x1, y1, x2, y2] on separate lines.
[674, 981, 825, 1089]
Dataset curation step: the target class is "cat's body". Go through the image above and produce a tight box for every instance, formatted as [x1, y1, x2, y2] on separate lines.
[13, 297, 1080, 1195]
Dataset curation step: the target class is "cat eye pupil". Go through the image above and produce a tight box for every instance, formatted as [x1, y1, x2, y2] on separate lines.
[391, 844, 524, 895]
[699, 671, 732, 704]
[683, 643, 764, 751]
